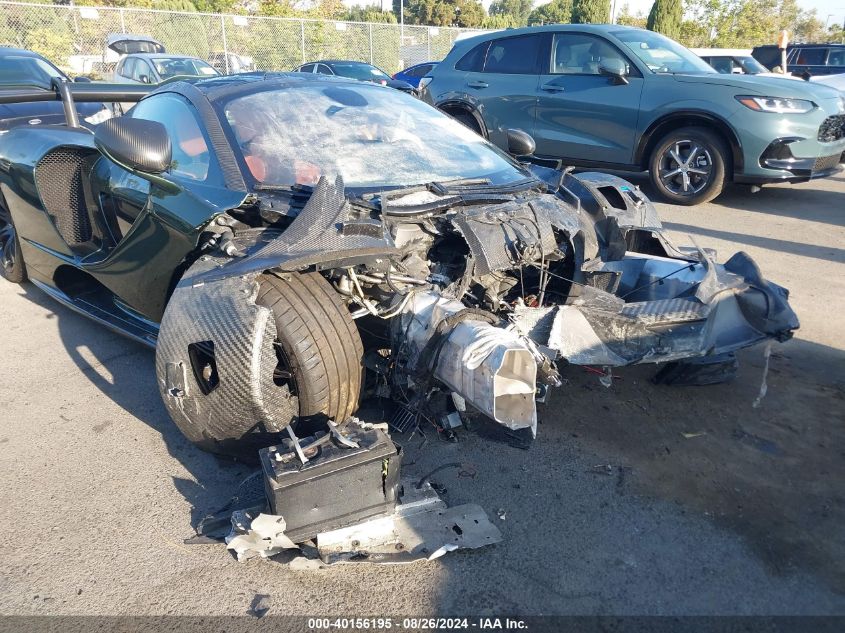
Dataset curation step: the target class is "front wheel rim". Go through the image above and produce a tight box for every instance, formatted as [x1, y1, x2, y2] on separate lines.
[0, 217, 16, 274]
[658, 140, 714, 196]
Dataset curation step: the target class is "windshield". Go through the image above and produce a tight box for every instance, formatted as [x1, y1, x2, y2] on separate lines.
[152, 58, 219, 79]
[0, 55, 67, 89]
[737, 56, 768, 74]
[614, 30, 716, 74]
[220, 82, 529, 189]
[329, 63, 391, 82]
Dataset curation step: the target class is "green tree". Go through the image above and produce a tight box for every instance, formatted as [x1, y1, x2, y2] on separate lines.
[615, 3, 647, 28]
[401, 0, 484, 27]
[344, 5, 398, 23]
[258, 0, 297, 17]
[482, 13, 522, 28]
[528, 0, 573, 25]
[488, 0, 534, 25]
[646, 0, 683, 39]
[571, 0, 609, 24]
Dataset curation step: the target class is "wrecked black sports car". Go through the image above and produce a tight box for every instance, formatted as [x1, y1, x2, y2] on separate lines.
[0, 74, 799, 460]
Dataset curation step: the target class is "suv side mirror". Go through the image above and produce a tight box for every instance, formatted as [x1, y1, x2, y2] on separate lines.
[506, 128, 535, 157]
[598, 58, 629, 85]
[95, 117, 172, 175]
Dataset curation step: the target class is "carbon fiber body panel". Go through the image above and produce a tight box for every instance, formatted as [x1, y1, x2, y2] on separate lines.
[156, 254, 297, 451]
[196, 175, 399, 283]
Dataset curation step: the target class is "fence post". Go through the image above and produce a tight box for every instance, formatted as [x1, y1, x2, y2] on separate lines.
[300, 20, 306, 64]
[220, 14, 229, 74]
[120, 8, 126, 34]
[427, 27, 431, 61]
[369, 23, 373, 65]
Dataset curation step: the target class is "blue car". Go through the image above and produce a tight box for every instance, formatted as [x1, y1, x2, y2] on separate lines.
[420, 26, 845, 205]
[393, 61, 438, 88]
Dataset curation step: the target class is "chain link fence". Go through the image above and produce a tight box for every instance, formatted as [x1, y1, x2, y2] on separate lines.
[0, 1, 473, 78]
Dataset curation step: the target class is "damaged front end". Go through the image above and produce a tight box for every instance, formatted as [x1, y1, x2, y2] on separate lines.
[157, 168, 798, 450]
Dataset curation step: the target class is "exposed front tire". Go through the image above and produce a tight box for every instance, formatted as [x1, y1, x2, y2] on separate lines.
[256, 271, 363, 428]
[156, 266, 363, 460]
[0, 202, 26, 284]
[648, 127, 728, 206]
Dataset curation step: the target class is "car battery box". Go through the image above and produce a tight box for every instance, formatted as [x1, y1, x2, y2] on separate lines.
[258, 427, 401, 543]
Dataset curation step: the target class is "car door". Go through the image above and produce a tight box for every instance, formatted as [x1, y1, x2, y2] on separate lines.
[114, 57, 137, 83]
[133, 58, 155, 84]
[88, 93, 242, 321]
[463, 33, 544, 151]
[533, 32, 645, 165]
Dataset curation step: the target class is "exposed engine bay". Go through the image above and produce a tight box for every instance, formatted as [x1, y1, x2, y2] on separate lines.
[156, 167, 799, 451]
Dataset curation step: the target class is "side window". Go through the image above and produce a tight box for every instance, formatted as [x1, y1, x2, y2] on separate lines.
[133, 60, 152, 83]
[550, 33, 630, 76]
[316, 64, 333, 75]
[795, 48, 825, 65]
[409, 64, 433, 77]
[455, 42, 489, 72]
[298, 63, 314, 73]
[827, 49, 845, 66]
[130, 93, 220, 183]
[121, 57, 136, 79]
[709, 57, 733, 74]
[484, 35, 543, 74]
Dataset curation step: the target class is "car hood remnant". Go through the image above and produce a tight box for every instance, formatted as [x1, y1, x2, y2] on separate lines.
[157, 169, 798, 450]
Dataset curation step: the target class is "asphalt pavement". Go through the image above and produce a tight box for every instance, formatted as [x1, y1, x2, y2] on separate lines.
[1, 173, 843, 617]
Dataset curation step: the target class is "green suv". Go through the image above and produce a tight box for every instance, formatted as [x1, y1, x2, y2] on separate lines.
[420, 25, 845, 205]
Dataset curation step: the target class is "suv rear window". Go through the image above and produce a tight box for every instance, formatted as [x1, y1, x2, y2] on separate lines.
[793, 48, 825, 65]
[484, 34, 543, 74]
[456, 42, 489, 72]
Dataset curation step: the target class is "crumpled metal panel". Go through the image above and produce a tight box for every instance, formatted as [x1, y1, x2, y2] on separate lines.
[155, 255, 297, 449]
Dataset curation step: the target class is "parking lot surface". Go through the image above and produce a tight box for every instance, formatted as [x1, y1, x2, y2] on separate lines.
[1, 173, 843, 616]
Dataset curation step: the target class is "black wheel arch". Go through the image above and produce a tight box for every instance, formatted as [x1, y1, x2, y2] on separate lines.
[436, 100, 488, 138]
[636, 111, 743, 177]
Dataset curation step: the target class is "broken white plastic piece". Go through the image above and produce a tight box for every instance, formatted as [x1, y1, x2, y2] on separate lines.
[226, 512, 298, 562]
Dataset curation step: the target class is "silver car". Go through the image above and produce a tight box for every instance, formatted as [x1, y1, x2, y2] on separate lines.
[113, 53, 220, 86]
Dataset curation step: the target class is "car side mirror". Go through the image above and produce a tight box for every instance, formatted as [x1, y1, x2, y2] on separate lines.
[506, 128, 535, 157]
[139, 74, 151, 84]
[598, 59, 629, 85]
[94, 117, 172, 175]
[73, 76, 92, 83]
